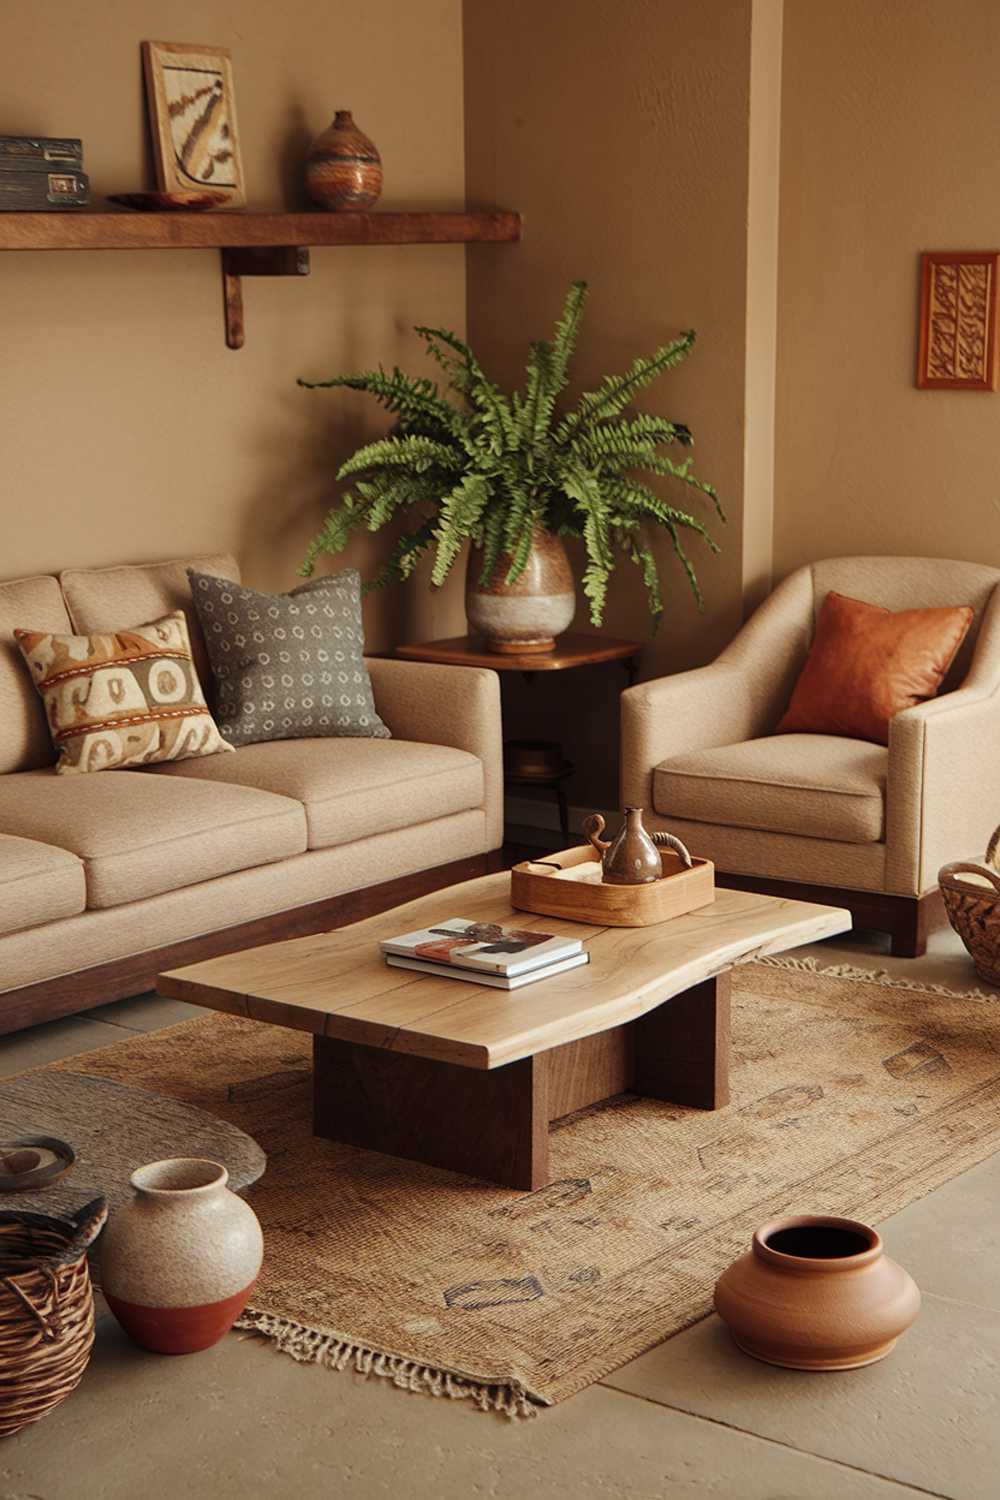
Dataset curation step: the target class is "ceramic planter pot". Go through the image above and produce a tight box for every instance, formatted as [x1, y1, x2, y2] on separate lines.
[714, 1215, 920, 1370]
[100, 1158, 263, 1355]
[466, 527, 576, 653]
[305, 110, 382, 211]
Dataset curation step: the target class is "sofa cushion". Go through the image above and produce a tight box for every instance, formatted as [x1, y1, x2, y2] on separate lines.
[0, 834, 86, 936]
[0, 574, 73, 775]
[0, 768, 305, 909]
[187, 567, 389, 747]
[149, 737, 484, 848]
[654, 734, 887, 844]
[59, 553, 240, 695]
[15, 611, 233, 775]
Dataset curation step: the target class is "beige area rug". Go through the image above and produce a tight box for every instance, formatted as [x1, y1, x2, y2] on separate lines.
[43, 958, 1000, 1417]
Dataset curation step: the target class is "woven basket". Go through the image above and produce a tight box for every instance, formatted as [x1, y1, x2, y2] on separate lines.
[0, 1198, 106, 1438]
[939, 826, 1000, 985]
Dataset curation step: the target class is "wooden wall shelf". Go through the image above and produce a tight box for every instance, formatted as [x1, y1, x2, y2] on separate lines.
[0, 209, 522, 348]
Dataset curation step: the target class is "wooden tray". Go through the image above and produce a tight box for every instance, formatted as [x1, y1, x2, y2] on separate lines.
[510, 845, 715, 927]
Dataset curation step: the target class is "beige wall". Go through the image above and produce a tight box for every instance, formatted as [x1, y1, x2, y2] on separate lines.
[0, 0, 468, 649]
[775, 0, 1000, 578]
[464, 0, 780, 806]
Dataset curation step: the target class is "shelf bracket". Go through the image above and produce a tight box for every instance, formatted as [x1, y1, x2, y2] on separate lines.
[221, 246, 311, 350]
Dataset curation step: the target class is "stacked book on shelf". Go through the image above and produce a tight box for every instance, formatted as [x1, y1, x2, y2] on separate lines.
[0, 136, 89, 210]
[380, 917, 589, 990]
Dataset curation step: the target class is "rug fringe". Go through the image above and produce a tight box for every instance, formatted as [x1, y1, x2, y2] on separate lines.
[235, 1308, 540, 1420]
[757, 952, 999, 1001]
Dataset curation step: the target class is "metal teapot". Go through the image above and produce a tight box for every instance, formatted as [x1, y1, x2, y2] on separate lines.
[582, 807, 693, 886]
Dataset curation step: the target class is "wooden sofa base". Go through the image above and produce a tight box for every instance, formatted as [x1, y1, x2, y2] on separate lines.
[0, 851, 502, 1038]
[714, 872, 946, 960]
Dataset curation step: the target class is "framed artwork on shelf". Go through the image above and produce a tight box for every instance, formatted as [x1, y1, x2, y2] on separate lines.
[917, 250, 999, 390]
[141, 40, 245, 207]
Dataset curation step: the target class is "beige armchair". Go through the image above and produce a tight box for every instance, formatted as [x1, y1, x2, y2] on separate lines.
[621, 557, 1000, 956]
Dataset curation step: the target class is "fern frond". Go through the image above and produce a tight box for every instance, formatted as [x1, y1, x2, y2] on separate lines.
[644, 453, 726, 520]
[557, 330, 696, 437]
[477, 505, 507, 587]
[628, 539, 664, 620]
[609, 412, 692, 447]
[365, 516, 438, 591]
[337, 434, 462, 480]
[557, 460, 614, 568]
[431, 474, 491, 585]
[581, 559, 610, 626]
[568, 425, 658, 470]
[298, 368, 461, 437]
[354, 472, 439, 530]
[607, 479, 720, 552]
[299, 499, 364, 575]
[415, 325, 516, 454]
[549, 279, 588, 394]
[504, 516, 538, 585]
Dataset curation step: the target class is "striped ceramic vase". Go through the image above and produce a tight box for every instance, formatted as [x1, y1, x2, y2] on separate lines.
[305, 110, 383, 210]
[100, 1158, 262, 1355]
[466, 526, 576, 653]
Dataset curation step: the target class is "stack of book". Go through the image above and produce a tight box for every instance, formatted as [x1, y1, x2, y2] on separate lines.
[380, 916, 589, 990]
[0, 136, 89, 211]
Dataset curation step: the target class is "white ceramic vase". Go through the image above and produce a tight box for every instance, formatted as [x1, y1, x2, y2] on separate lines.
[100, 1157, 263, 1355]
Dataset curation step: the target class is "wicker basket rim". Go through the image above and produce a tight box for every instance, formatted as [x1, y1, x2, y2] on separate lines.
[0, 1200, 107, 1274]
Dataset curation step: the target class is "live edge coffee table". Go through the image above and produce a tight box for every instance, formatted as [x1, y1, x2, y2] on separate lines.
[159, 875, 850, 1191]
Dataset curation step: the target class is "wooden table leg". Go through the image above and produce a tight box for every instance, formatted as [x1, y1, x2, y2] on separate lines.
[633, 972, 731, 1109]
[312, 1036, 549, 1190]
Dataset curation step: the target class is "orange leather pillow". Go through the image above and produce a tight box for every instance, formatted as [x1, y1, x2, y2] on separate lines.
[776, 590, 973, 745]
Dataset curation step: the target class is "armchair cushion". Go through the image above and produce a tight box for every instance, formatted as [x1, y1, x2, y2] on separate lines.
[776, 591, 973, 745]
[654, 733, 887, 844]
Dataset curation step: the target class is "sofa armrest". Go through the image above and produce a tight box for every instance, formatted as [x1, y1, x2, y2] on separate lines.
[886, 587, 1000, 894]
[620, 566, 815, 810]
[621, 663, 755, 810]
[365, 657, 503, 850]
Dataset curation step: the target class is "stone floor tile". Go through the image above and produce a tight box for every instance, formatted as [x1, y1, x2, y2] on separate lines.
[602, 1291, 997, 1500]
[878, 1151, 1000, 1314]
[87, 991, 200, 1032]
[0, 1015, 123, 1078]
[0, 1316, 944, 1500]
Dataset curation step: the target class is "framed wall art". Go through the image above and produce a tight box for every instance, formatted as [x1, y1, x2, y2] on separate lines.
[141, 41, 245, 206]
[916, 250, 999, 390]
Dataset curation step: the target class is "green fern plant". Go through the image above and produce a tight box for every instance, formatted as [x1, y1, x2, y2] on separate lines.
[299, 280, 723, 626]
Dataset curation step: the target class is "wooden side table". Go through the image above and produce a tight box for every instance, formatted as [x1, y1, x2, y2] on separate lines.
[395, 633, 641, 837]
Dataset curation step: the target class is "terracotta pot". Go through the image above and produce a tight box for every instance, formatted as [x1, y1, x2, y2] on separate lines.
[714, 1215, 920, 1371]
[466, 527, 576, 653]
[305, 110, 382, 211]
[100, 1158, 263, 1355]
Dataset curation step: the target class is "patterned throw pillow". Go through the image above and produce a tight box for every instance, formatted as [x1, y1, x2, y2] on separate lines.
[187, 568, 390, 747]
[15, 611, 233, 775]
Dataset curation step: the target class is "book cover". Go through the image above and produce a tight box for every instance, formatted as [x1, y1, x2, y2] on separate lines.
[385, 951, 590, 990]
[380, 916, 583, 977]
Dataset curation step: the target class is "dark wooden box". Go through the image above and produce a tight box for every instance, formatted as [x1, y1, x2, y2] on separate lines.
[0, 136, 83, 172]
[0, 169, 89, 210]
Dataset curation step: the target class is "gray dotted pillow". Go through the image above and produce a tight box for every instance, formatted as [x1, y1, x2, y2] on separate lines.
[187, 567, 390, 747]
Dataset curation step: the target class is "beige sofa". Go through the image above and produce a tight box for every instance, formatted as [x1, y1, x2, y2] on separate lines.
[0, 554, 503, 1034]
[622, 556, 1000, 956]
